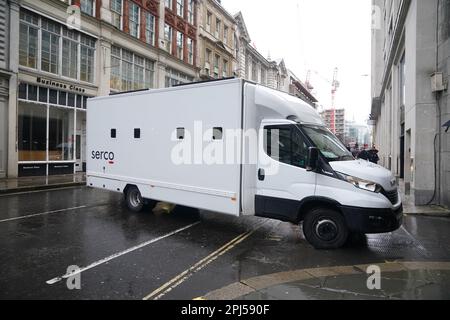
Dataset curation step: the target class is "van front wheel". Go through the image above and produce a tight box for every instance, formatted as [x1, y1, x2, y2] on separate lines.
[125, 186, 144, 212]
[303, 208, 348, 249]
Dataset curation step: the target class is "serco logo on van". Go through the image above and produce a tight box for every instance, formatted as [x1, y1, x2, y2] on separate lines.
[91, 151, 115, 161]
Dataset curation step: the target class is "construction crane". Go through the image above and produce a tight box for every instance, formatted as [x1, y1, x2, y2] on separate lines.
[330, 67, 340, 134]
[305, 70, 314, 91]
[305, 68, 340, 133]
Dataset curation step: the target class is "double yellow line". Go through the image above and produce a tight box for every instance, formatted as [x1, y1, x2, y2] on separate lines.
[143, 220, 268, 300]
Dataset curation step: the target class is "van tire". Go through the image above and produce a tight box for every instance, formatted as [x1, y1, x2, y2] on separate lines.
[303, 208, 349, 249]
[125, 186, 144, 212]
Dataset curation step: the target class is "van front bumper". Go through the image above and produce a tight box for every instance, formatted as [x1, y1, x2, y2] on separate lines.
[340, 205, 403, 234]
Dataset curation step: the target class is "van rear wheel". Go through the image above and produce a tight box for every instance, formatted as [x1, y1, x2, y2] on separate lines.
[303, 208, 348, 250]
[125, 186, 144, 212]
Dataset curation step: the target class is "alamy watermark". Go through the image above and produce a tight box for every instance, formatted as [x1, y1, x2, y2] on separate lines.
[170, 122, 281, 176]
[366, 265, 381, 290]
[66, 265, 81, 290]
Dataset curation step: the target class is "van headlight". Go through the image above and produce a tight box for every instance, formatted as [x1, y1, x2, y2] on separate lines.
[336, 172, 382, 193]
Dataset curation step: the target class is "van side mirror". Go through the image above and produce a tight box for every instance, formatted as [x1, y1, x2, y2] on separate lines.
[306, 147, 319, 172]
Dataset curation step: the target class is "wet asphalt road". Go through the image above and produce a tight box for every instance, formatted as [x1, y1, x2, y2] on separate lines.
[1, 186, 450, 300]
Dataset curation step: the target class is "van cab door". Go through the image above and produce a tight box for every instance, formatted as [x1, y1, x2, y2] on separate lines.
[256, 120, 317, 222]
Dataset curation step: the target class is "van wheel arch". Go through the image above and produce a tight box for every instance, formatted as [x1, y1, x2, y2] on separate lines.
[297, 198, 343, 223]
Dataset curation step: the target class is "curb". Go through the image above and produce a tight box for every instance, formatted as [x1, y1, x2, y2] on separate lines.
[0, 182, 86, 195]
[404, 212, 450, 218]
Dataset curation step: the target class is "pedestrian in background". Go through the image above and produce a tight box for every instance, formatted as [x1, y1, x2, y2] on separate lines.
[351, 143, 359, 158]
[368, 145, 380, 164]
[357, 146, 370, 161]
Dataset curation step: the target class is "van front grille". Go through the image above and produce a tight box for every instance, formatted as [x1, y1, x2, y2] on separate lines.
[382, 189, 399, 205]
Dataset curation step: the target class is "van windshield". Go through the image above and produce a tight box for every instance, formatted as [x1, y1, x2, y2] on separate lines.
[302, 125, 354, 162]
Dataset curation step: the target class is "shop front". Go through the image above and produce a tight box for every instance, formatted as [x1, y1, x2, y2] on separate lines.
[17, 76, 93, 177]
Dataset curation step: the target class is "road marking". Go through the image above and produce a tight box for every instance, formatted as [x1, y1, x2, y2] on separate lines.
[143, 220, 267, 300]
[400, 226, 430, 257]
[0, 205, 88, 223]
[46, 221, 201, 285]
[0, 186, 84, 197]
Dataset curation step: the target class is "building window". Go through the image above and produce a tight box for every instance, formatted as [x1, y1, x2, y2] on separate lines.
[206, 12, 212, 32]
[121, 49, 133, 91]
[19, 9, 96, 83]
[222, 59, 228, 78]
[41, 19, 60, 74]
[165, 68, 194, 87]
[245, 56, 250, 79]
[144, 59, 155, 88]
[18, 103, 47, 161]
[176, 31, 184, 60]
[80, 35, 95, 83]
[176, 0, 184, 17]
[252, 61, 257, 81]
[62, 29, 78, 79]
[81, 0, 95, 16]
[129, 2, 140, 38]
[145, 12, 155, 46]
[214, 54, 219, 78]
[399, 53, 406, 107]
[261, 69, 266, 85]
[133, 55, 145, 90]
[110, 46, 155, 92]
[19, 10, 39, 69]
[165, 0, 173, 9]
[223, 25, 228, 44]
[205, 49, 211, 74]
[110, 46, 122, 90]
[215, 19, 221, 38]
[187, 38, 194, 65]
[48, 107, 74, 161]
[164, 24, 173, 54]
[188, 0, 194, 24]
[110, 0, 122, 29]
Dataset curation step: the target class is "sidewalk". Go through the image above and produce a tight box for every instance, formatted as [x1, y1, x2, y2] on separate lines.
[202, 262, 450, 300]
[399, 181, 450, 217]
[0, 173, 86, 195]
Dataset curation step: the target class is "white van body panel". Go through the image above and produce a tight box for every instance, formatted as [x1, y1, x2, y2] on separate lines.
[87, 79, 244, 216]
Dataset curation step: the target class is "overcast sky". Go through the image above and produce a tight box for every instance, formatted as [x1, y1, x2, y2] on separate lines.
[222, 0, 372, 124]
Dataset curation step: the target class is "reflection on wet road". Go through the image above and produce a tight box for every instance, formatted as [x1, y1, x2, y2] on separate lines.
[0, 187, 449, 300]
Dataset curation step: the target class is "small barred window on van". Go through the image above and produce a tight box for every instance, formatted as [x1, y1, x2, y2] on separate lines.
[177, 128, 185, 140]
[213, 127, 223, 140]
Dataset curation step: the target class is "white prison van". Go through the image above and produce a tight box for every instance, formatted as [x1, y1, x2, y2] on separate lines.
[87, 78, 402, 249]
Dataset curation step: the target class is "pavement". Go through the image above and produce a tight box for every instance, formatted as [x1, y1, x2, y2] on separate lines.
[399, 180, 450, 218]
[1, 186, 450, 300]
[0, 173, 86, 195]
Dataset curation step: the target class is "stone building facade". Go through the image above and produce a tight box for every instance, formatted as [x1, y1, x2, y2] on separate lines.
[197, 0, 236, 79]
[4, 0, 199, 178]
[371, 0, 450, 206]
